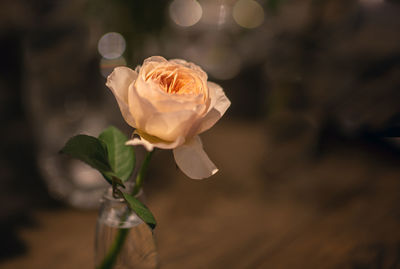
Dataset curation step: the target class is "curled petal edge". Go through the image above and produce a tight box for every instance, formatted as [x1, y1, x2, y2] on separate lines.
[126, 137, 155, 152]
[125, 130, 185, 151]
[173, 136, 218, 180]
[106, 66, 138, 127]
[197, 82, 231, 134]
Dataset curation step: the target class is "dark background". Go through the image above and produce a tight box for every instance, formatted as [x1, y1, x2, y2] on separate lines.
[1, 0, 400, 268]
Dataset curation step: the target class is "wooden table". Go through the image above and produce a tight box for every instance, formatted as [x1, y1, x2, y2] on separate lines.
[2, 121, 400, 268]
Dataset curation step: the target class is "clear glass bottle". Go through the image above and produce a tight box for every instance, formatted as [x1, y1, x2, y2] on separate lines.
[95, 187, 159, 269]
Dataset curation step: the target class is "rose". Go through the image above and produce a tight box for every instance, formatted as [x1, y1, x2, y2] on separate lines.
[106, 56, 231, 179]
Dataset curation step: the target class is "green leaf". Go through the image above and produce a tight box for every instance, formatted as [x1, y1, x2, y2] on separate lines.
[60, 135, 114, 183]
[99, 126, 135, 182]
[111, 176, 125, 189]
[123, 193, 157, 229]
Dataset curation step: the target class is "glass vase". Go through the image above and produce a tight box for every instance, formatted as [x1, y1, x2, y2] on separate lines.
[95, 187, 159, 269]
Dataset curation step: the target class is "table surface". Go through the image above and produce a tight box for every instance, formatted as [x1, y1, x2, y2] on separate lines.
[2, 121, 400, 269]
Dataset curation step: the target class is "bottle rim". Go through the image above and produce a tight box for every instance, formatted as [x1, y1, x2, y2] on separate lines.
[102, 182, 144, 202]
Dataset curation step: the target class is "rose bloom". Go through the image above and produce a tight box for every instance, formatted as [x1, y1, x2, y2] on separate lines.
[106, 56, 230, 179]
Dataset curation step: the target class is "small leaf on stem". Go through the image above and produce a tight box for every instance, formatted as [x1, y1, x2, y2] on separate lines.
[99, 126, 135, 182]
[122, 193, 157, 229]
[60, 135, 114, 183]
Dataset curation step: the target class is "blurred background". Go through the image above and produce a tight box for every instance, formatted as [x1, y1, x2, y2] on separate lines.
[1, 0, 400, 268]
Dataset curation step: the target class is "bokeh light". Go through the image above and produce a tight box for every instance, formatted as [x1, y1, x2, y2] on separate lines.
[233, 0, 265, 29]
[97, 32, 126, 59]
[205, 47, 241, 80]
[169, 0, 202, 27]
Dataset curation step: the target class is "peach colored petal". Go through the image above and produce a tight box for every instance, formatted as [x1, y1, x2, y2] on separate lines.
[140, 56, 169, 79]
[144, 108, 203, 142]
[143, 56, 168, 64]
[128, 82, 157, 130]
[126, 131, 185, 150]
[173, 136, 218, 179]
[169, 59, 208, 81]
[134, 74, 205, 113]
[106, 67, 138, 127]
[197, 82, 231, 134]
[131, 76, 206, 142]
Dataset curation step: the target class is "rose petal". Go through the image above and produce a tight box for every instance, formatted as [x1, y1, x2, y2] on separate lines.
[135, 74, 205, 113]
[126, 137, 154, 151]
[197, 82, 231, 134]
[128, 82, 156, 130]
[140, 56, 169, 79]
[143, 56, 168, 64]
[130, 79, 206, 142]
[106, 67, 138, 127]
[173, 136, 218, 180]
[145, 109, 201, 142]
[126, 131, 185, 150]
[169, 59, 208, 81]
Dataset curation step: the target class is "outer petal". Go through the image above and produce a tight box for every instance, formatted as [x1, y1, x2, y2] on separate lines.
[106, 67, 138, 127]
[128, 82, 155, 130]
[126, 131, 185, 150]
[173, 136, 218, 180]
[144, 110, 201, 142]
[197, 82, 231, 134]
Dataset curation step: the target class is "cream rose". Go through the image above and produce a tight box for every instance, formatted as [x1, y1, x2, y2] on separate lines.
[106, 56, 231, 179]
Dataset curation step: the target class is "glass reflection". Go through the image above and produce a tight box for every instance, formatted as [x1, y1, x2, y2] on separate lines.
[217, 4, 228, 27]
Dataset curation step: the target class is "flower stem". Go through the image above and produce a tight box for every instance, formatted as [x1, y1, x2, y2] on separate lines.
[132, 150, 154, 196]
[97, 150, 154, 269]
[97, 228, 129, 269]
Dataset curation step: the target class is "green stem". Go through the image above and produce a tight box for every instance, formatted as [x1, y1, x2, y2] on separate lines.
[97, 150, 154, 269]
[97, 228, 129, 269]
[132, 150, 154, 196]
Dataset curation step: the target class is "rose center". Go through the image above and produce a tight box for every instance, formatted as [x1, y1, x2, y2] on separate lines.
[145, 67, 202, 95]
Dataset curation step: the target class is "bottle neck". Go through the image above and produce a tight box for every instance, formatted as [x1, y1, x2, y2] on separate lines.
[102, 183, 145, 203]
